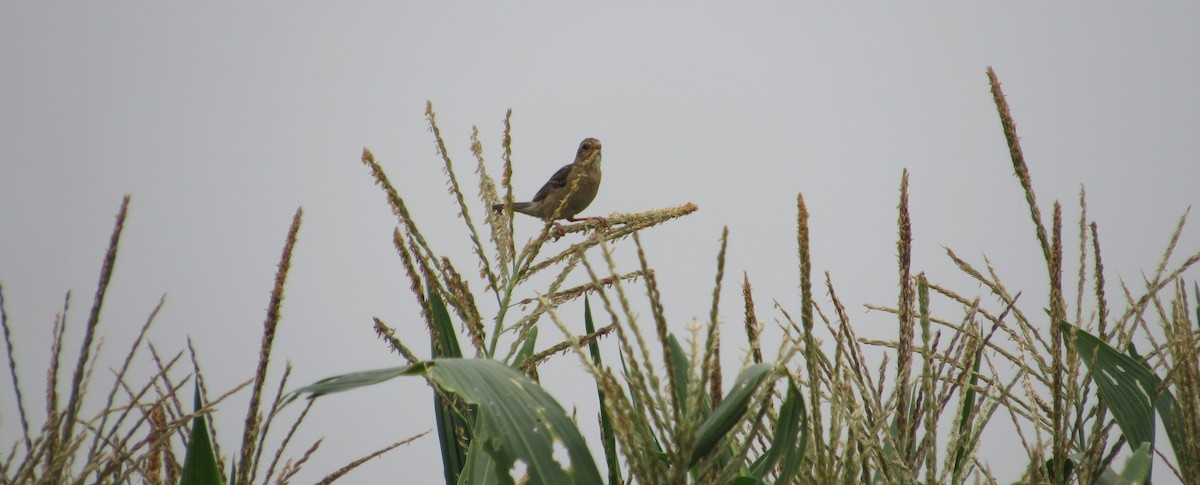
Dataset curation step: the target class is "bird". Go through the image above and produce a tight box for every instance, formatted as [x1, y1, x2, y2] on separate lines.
[493, 138, 608, 231]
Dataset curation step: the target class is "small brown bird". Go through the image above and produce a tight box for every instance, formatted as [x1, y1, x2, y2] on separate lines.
[493, 138, 608, 228]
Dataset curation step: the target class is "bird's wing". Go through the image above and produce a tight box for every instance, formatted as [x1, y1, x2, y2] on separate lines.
[531, 164, 574, 202]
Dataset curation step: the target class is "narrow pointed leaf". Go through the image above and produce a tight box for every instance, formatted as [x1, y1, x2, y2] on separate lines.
[512, 326, 538, 370]
[690, 363, 772, 467]
[749, 377, 807, 483]
[285, 365, 414, 401]
[180, 381, 221, 485]
[953, 346, 983, 478]
[430, 286, 464, 359]
[667, 334, 690, 417]
[584, 297, 621, 484]
[429, 286, 470, 483]
[772, 378, 808, 484]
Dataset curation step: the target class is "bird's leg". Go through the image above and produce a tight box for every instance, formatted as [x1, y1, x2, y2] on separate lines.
[550, 217, 608, 241]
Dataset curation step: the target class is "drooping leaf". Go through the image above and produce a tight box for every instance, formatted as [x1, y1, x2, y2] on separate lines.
[1061, 322, 1156, 451]
[425, 358, 603, 485]
[1065, 322, 1172, 476]
[285, 365, 413, 401]
[1130, 343, 1195, 477]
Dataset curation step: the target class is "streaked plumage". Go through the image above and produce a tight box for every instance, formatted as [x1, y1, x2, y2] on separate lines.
[493, 138, 604, 223]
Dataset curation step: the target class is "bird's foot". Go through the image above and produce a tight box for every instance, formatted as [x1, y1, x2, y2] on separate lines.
[568, 216, 611, 231]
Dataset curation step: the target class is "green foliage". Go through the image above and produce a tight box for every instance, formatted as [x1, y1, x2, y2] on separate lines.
[583, 297, 621, 484]
[1064, 320, 1199, 483]
[690, 364, 772, 468]
[1060, 322, 1158, 454]
[1110, 443, 1152, 485]
[430, 359, 604, 485]
[747, 378, 808, 484]
[951, 344, 983, 480]
[428, 286, 471, 484]
[12, 69, 1200, 484]
[309, 91, 1200, 484]
[181, 382, 222, 485]
[288, 359, 604, 485]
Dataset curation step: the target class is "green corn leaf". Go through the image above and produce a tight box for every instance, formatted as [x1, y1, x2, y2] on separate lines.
[180, 381, 221, 485]
[1128, 344, 1195, 477]
[1095, 442, 1152, 485]
[1064, 321, 1194, 476]
[512, 326, 538, 371]
[618, 346, 665, 456]
[429, 285, 464, 359]
[434, 390, 471, 485]
[1042, 455, 1075, 484]
[429, 286, 470, 483]
[584, 297, 621, 485]
[667, 334, 691, 417]
[1115, 442, 1152, 485]
[426, 358, 603, 485]
[690, 363, 772, 467]
[285, 365, 412, 400]
[749, 377, 807, 483]
[952, 345, 983, 478]
[772, 378, 808, 484]
[1060, 322, 1156, 451]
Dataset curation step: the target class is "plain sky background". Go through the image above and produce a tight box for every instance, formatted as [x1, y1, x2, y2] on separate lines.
[3, 3, 1199, 483]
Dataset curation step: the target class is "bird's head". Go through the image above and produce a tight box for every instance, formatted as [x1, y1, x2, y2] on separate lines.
[576, 138, 602, 164]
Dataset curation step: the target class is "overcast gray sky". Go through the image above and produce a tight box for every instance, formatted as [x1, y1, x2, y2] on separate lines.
[3, 3, 1198, 483]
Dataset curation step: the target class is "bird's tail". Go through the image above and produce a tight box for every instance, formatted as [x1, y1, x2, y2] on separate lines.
[492, 202, 533, 214]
